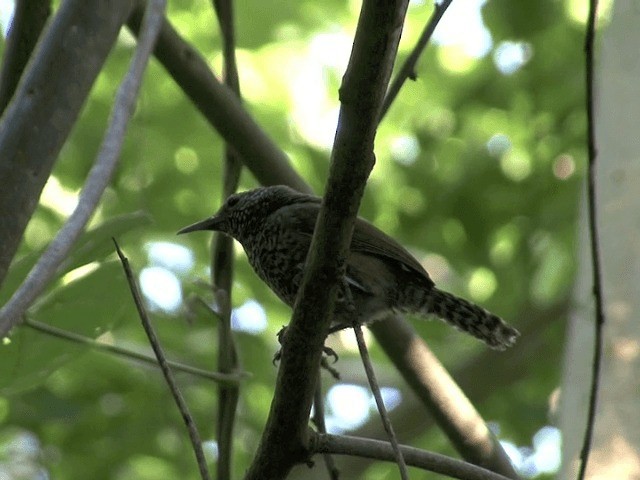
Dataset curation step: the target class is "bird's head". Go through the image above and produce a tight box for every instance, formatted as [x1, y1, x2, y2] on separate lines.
[177, 185, 311, 244]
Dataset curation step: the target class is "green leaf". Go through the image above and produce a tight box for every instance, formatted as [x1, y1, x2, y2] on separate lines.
[0, 260, 134, 395]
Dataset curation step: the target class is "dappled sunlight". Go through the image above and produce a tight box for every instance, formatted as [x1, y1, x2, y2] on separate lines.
[40, 175, 80, 218]
[139, 266, 182, 313]
[553, 154, 576, 180]
[432, 0, 492, 58]
[325, 383, 403, 435]
[493, 41, 533, 75]
[231, 299, 268, 334]
[145, 241, 194, 274]
[22, 216, 53, 250]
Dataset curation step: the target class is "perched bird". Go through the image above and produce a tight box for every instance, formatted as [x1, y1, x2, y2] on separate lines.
[178, 185, 519, 350]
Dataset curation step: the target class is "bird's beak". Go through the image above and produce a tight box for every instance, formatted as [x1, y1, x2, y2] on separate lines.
[177, 215, 224, 235]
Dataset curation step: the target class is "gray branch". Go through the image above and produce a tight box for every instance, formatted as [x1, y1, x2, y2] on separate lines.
[0, 0, 159, 337]
[0, 0, 135, 288]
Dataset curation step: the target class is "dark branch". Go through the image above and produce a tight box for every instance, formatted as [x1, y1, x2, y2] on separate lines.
[210, 1, 243, 479]
[379, 0, 454, 121]
[126, 1, 309, 194]
[244, 1, 409, 479]
[114, 238, 212, 480]
[354, 323, 408, 479]
[0, 0, 51, 113]
[0, 0, 161, 338]
[577, 0, 604, 478]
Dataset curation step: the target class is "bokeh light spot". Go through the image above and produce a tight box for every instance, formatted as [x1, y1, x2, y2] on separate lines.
[139, 267, 182, 313]
[467, 267, 497, 302]
[231, 300, 267, 334]
[174, 146, 199, 174]
[500, 147, 532, 181]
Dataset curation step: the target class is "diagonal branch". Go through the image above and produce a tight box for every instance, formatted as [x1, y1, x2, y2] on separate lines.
[380, 0, 454, 121]
[114, 238, 211, 480]
[0, 0, 161, 338]
[126, 1, 309, 194]
[0, 0, 135, 289]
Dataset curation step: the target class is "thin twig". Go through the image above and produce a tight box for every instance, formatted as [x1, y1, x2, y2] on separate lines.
[0, 0, 164, 338]
[379, 0, 454, 121]
[312, 376, 340, 480]
[577, 0, 604, 478]
[114, 239, 211, 480]
[210, 1, 243, 478]
[312, 433, 514, 480]
[23, 318, 246, 384]
[353, 323, 408, 480]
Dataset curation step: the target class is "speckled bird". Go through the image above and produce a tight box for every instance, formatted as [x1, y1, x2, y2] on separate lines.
[178, 185, 519, 350]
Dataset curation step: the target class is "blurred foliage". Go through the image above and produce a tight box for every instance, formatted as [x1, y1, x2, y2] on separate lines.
[0, 0, 588, 478]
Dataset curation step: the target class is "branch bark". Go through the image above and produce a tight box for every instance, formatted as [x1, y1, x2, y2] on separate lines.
[126, 2, 309, 194]
[313, 433, 514, 480]
[0, 0, 134, 290]
[244, 1, 409, 478]
[0, 0, 51, 113]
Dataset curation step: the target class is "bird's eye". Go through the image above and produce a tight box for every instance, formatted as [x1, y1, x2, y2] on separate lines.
[227, 195, 239, 207]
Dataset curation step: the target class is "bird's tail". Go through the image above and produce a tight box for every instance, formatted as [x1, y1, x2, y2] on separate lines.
[416, 288, 519, 350]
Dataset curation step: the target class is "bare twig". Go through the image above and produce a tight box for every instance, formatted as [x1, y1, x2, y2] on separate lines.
[0, 0, 162, 337]
[114, 239, 211, 480]
[0, 0, 134, 288]
[312, 433, 514, 480]
[577, 0, 604, 478]
[312, 377, 340, 480]
[353, 323, 408, 480]
[379, 0, 454, 121]
[210, 1, 243, 478]
[23, 318, 245, 384]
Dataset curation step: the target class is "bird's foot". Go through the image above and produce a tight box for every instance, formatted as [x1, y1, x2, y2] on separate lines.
[272, 325, 340, 379]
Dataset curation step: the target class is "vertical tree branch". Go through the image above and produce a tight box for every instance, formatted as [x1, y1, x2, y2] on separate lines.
[244, 1, 409, 479]
[0, 0, 134, 289]
[577, 0, 604, 478]
[210, 1, 243, 478]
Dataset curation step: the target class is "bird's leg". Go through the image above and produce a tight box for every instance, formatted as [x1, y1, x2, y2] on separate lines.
[272, 325, 340, 379]
[271, 325, 288, 365]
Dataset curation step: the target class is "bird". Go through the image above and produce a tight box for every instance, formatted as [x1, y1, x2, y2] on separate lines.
[178, 185, 519, 350]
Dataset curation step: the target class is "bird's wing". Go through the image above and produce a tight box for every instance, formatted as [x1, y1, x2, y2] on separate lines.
[278, 201, 432, 283]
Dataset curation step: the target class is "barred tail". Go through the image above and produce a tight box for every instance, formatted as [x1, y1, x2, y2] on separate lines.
[417, 288, 519, 350]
